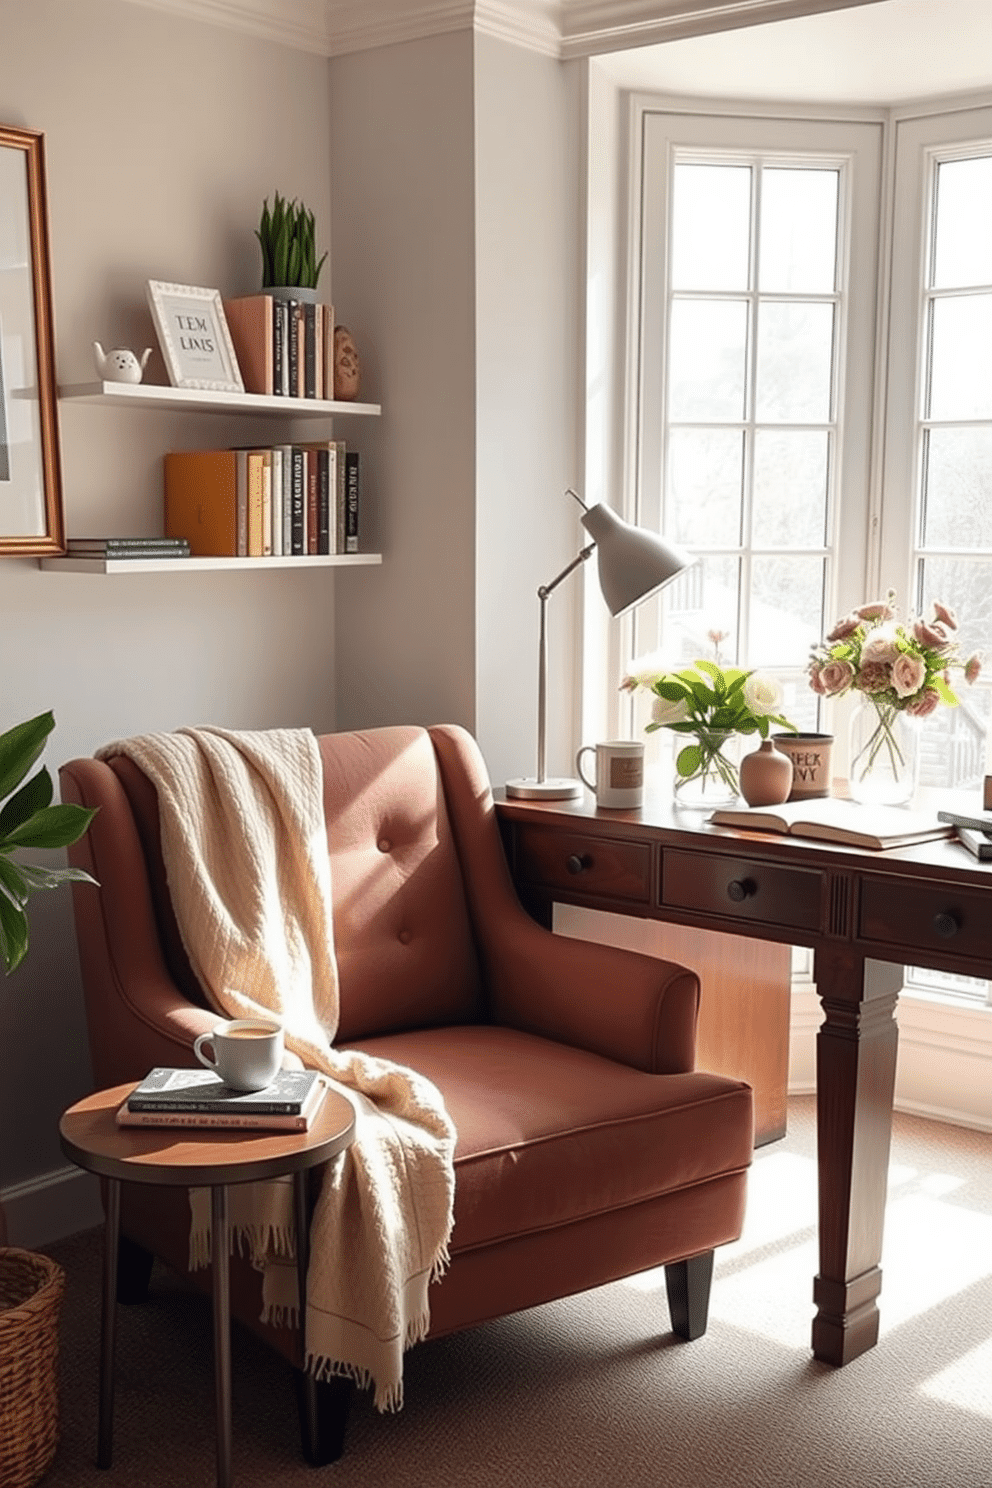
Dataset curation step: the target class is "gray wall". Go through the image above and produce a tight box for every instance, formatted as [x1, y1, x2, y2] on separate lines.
[0, 0, 339, 1235]
[329, 31, 582, 790]
[0, 2, 581, 1242]
[328, 31, 479, 737]
[474, 36, 582, 789]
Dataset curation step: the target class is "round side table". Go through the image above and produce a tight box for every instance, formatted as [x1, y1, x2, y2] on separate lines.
[59, 1080, 355, 1488]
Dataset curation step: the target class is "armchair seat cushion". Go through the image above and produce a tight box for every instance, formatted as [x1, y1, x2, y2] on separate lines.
[348, 1025, 753, 1254]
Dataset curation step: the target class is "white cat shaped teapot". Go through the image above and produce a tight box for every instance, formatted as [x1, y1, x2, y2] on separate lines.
[93, 342, 153, 384]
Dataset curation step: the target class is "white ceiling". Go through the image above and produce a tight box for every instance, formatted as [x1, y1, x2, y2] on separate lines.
[593, 0, 992, 105]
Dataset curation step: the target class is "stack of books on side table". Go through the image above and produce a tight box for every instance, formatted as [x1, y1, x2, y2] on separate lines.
[117, 1067, 326, 1131]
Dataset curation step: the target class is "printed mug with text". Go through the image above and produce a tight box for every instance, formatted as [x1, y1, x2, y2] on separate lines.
[575, 740, 645, 810]
[772, 732, 834, 801]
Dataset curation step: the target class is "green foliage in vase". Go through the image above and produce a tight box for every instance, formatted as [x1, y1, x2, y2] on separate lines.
[623, 658, 796, 784]
[0, 712, 97, 973]
[255, 192, 327, 291]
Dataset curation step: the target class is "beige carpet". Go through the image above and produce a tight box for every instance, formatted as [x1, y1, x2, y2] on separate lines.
[36, 1097, 992, 1486]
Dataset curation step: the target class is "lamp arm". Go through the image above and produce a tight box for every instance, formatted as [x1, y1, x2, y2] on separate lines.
[537, 542, 596, 603]
[536, 542, 596, 783]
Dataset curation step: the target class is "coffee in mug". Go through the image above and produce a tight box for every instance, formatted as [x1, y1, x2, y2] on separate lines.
[575, 740, 645, 810]
[193, 1018, 284, 1092]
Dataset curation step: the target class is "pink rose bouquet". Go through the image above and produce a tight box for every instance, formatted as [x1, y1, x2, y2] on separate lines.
[808, 591, 982, 791]
[808, 591, 981, 714]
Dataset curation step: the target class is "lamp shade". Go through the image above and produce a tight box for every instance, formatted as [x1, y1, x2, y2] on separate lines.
[580, 502, 695, 616]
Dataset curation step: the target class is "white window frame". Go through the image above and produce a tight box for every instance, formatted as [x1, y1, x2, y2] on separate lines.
[580, 84, 992, 1125]
[879, 100, 992, 605]
[605, 96, 885, 767]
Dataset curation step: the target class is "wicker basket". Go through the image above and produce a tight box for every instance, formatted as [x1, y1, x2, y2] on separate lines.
[0, 1248, 65, 1488]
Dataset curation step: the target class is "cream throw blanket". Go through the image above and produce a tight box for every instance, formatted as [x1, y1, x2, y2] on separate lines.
[97, 725, 456, 1411]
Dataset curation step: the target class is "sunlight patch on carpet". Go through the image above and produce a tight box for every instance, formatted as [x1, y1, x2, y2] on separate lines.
[709, 1237, 817, 1349]
[878, 1193, 992, 1333]
[920, 1337, 992, 1420]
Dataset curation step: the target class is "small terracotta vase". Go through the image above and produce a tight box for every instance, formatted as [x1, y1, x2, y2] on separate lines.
[739, 739, 793, 807]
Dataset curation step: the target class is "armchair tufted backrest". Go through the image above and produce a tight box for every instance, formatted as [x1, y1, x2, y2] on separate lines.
[314, 725, 484, 1037]
[83, 725, 486, 1045]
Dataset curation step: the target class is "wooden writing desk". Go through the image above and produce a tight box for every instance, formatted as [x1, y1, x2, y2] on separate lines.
[496, 788, 992, 1367]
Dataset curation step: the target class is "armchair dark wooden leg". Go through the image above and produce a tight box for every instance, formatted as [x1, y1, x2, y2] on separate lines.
[293, 1371, 353, 1465]
[665, 1251, 715, 1341]
[116, 1233, 154, 1305]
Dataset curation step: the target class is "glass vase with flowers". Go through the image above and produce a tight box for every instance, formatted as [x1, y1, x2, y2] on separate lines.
[808, 592, 982, 806]
[622, 645, 797, 809]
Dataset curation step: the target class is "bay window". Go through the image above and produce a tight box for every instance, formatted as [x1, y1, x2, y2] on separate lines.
[614, 95, 992, 1010]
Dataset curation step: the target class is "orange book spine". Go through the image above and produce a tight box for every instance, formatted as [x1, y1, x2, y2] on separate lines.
[163, 450, 239, 556]
[222, 295, 274, 396]
[246, 451, 265, 557]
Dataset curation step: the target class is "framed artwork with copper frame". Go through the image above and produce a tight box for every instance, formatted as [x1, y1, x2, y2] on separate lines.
[0, 124, 64, 556]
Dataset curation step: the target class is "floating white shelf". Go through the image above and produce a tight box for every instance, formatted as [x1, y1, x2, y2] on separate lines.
[58, 381, 382, 418]
[39, 553, 382, 575]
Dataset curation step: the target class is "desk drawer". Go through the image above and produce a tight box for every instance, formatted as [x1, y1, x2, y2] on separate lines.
[859, 878, 992, 961]
[661, 850, 824, 934]
[513, 827, 652, 905]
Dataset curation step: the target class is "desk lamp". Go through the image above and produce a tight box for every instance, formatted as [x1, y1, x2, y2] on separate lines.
[505, 489, 695, 800]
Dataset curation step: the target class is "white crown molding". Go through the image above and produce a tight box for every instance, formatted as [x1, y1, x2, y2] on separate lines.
[116, 0, 336, 55]
[558, 0, 885, 58]
[320, 1, 473, 56]
[114, 0, 874, 59]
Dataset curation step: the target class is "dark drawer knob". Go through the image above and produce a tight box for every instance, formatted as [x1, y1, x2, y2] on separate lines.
[727, 877, 756, 902]
[566, 853, 590, 875]
[933, 910, 960, 939]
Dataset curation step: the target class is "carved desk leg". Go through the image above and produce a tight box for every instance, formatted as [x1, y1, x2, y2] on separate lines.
[812, 946, 901, 1365]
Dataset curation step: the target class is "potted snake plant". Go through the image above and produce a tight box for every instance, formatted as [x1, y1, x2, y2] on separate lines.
[255, 191, 327, 305]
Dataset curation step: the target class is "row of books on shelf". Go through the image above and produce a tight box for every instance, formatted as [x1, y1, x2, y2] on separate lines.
[116, 1067, 328, 1131]
[223, 293, 336, 400]
[164, 442, 361, 559]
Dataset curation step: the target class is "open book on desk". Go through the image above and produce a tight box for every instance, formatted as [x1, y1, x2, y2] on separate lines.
[708, 797, 954, 851]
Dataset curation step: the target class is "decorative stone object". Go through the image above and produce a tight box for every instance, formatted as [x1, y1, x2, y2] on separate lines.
[739, 738, 793, 807]
[333, 325, 360, 401]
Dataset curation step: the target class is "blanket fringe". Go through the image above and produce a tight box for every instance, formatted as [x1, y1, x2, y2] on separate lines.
[308, 1354, 404, 1414]
[189, 1218, 296, 1272]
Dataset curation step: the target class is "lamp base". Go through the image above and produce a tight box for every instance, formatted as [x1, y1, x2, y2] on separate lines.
[505, 776, 584, 801]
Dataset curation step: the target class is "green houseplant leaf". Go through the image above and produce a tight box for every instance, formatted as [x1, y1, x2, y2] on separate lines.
[256, 193, 326, 291]
[0, 711, 98, 973]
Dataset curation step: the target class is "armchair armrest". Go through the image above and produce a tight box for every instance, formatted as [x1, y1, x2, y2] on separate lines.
[428, 725, 699, 1074]
[485, 911, 699, 1074]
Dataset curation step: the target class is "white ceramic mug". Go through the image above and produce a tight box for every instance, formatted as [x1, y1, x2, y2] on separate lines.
[193, 1018, 284, 1092]
[575, 740, 645, 809]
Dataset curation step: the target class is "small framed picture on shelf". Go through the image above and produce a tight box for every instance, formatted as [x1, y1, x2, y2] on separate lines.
[0, 123, 65, 555]
[146, 280, 244, 393]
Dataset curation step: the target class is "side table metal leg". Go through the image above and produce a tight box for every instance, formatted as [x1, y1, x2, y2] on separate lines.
[211, 1184, 232, 1488]
[293, 1172, 317, 1455]
[97, 1177, 121, 1469]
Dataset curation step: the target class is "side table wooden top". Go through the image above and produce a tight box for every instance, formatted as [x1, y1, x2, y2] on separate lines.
[59, 1080, 356, 1188]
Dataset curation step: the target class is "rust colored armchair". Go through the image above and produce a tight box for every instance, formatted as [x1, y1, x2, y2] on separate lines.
[61, 724, 753, 1461]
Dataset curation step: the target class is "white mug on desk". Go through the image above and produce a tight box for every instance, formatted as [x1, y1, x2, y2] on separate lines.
[575, 740, 644, 809]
